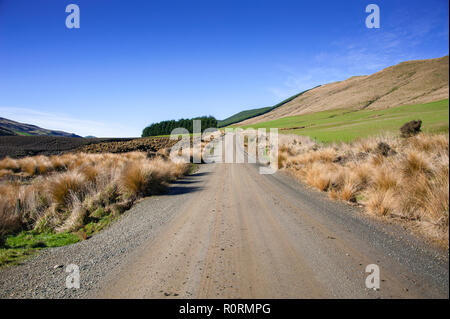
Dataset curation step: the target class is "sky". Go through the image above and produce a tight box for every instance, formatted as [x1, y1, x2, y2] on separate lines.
[0, 0, 448, 137]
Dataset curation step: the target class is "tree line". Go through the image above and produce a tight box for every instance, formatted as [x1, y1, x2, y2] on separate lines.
[142, 116, 218, 137]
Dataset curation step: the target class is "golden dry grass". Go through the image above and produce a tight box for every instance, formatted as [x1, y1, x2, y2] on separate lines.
[278, 133, 449, 247]
[0, 151, 189, 240]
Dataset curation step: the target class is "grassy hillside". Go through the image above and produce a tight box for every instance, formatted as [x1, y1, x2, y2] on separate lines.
[218, 88, 315, 127]
[237, 56, 449, 126]
[218, 106, 273, 127]
[235, 99, 449, 143]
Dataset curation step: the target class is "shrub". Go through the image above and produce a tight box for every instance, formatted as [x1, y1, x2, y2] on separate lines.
[376, 142, 395, 156]
[400, 120, 422, 138]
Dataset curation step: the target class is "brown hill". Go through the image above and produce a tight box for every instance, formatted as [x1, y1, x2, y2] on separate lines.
[0, 117, 82, 137]
[237, 55, 449, 125]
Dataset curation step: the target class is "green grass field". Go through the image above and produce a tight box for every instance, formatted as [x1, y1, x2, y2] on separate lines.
[233, 99, 449, 143]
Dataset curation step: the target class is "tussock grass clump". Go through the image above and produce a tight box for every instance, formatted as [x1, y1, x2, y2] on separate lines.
[278, 133, 449, 247]
[0, 151, 189, 246]
[120, 162, 152, 196]
[305, 163, 332, 191]
[47, 172, 86, 207]
[117, 159, 178, 197]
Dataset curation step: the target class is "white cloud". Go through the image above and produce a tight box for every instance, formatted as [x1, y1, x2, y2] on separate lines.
[267, 64, 352, 101]
[0, 107, 138, 137]
[266, 13, 443, 102]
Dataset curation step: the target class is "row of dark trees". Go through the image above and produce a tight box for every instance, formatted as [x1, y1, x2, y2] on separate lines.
[142, 116, 218, 137]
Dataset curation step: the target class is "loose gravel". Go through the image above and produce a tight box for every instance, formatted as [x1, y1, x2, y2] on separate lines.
[0, 167, 207, 299]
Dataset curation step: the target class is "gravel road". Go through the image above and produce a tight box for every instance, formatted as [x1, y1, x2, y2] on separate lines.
[0, 161, 448, 298]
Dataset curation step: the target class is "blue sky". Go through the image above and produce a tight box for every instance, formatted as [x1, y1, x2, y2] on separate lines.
[0, 0, 448, 137]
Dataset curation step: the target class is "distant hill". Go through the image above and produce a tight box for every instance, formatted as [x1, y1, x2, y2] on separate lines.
[218, 89, 316, 127]
[0, 117, 82, 138]
[218, 106, 273, 128]
[0, 126, 17, 136]
[236, 55, 449, 125]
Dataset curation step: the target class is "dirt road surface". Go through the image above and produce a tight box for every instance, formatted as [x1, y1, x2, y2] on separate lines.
[92, 162, 448, 299]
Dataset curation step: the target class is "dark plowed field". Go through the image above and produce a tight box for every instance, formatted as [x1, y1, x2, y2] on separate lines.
[77, 137, 177, 154]
[0, 136, 139, 159]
